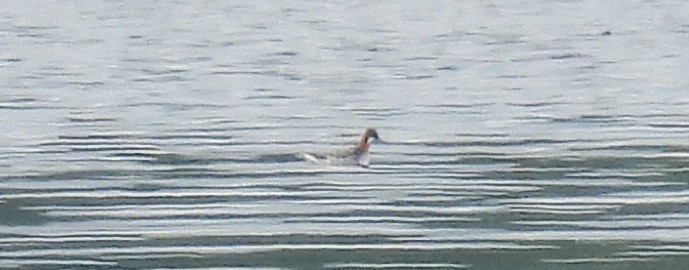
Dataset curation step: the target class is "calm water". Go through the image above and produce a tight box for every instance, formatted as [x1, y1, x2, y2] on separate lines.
[2, 1, 689, 269]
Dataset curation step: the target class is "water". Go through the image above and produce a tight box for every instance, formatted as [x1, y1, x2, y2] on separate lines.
[2, 0, 689, 269]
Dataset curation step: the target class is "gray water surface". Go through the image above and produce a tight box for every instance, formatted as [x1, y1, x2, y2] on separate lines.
[2, 1, 689, 269]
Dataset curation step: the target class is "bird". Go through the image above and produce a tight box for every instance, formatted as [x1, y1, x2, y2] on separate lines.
[301, 128, 380, 168]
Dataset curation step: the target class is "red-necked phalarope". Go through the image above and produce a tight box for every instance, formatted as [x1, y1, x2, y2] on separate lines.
[301, 128, 380, 168]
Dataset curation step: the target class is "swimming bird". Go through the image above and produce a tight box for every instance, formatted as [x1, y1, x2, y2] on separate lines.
[301, 128, 380, 168]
